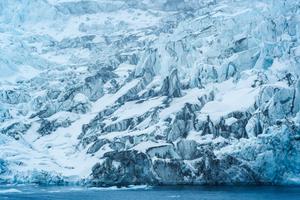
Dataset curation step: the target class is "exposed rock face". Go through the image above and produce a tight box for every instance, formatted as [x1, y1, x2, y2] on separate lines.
[0, 90, 30, 104]
[160, 69, 182, 98]
[0, 159, 7, 182]
[176, 139, 200, 160]
[1, 123, 31, 140]
[0, 0, 300, 186]
[87, 139, 109, 154]
[91, 150, 155, 186]
[293, 79, 300, 113]
[167, 103, 199, 142]
[0, 108, 11, 122]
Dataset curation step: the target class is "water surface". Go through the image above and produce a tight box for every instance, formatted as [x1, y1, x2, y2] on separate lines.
[0, 185, 299, 200]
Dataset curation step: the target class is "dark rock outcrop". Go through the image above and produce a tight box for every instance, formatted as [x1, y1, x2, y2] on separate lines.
[91, 150, 156, 186]
[160, 69, 182, 98]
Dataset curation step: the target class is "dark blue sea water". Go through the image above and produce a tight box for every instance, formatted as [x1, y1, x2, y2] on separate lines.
[0, 185, 299, 200]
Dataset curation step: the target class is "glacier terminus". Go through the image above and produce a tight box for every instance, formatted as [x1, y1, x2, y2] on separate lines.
[0, 0, 300, 187]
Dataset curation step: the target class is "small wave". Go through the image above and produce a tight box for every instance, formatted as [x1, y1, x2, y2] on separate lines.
[48, 190, 64, 193]
[48, 187, 86, 193]
[69, 188, 86, 191]
[89, 185, 151, 191]
[0, 189, 22, 194]
[167, 195, 181, 198]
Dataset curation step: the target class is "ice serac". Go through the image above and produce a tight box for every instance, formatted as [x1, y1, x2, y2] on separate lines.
[0, 0, 300, 186]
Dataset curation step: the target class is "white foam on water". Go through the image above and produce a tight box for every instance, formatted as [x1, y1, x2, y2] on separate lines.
[0, 189, 22, 194]
[167, 195, 181, 198]
[89, 185, 152, 191]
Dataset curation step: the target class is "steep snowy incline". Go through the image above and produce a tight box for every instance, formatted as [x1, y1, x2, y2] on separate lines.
[1, 0, 300, 186]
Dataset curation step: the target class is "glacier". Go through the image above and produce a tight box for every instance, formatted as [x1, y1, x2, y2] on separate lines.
[0, 0, 300, 186]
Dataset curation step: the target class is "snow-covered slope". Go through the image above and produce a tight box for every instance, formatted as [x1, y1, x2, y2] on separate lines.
[1, 0, 300, 186]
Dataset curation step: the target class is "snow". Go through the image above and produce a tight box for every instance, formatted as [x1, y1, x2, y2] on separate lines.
[106, 96, 164, 123]
[0, 65, 40, 83]
[270, 59, 289, 73]
[200, 79, 260, 121]
[114, 63, 136, 78]
[200, 87, 257, 120]
[132, 141, 169, 153]
[73, 93, 88, 103]
[160, 88, 205, 119]
[47, 112, 79, 121]
[92, 79, 140, 112]
[225, 117, 238, 126]
[98, 125, 155, 140]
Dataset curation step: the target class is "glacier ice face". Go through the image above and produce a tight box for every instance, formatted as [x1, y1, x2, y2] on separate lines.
[0, 0, 300, 186]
